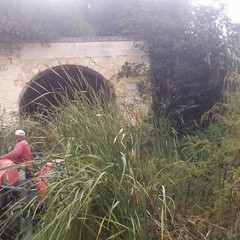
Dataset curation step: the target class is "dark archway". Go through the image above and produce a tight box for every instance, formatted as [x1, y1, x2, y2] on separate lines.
[19, 65, 112, 117]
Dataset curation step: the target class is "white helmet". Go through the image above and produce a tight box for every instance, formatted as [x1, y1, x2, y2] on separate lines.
[15, 129, 25, 136]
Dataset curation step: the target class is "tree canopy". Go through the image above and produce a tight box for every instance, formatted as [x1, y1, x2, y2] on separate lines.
[0, 0, 94, 45]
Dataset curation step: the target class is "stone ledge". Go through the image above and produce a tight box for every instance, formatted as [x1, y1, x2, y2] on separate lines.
[27, 36, 143, 43]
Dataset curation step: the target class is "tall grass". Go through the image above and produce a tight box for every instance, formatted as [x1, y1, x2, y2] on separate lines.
[19, 70, 176, 240]
[2, 64, 240, 239]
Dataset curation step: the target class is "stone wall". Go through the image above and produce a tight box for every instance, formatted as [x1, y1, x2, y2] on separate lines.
[0, 37, 150, 124]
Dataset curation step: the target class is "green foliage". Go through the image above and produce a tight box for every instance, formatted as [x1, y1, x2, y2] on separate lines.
[177, 75, 240, 238]
[82, 0, 126, 36]
[1, 67, 240, 238]
[83, 0, 239, 127]
[1, 1, 240, 239]
[0, 0, 94, 53]
[0, 127, 15, 154]
[117, 0, 231, 125]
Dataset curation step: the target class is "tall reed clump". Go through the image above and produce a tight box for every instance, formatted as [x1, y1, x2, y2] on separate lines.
[28, 69, 177, 240]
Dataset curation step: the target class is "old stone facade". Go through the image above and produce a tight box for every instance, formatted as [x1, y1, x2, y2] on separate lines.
[0, 37, 150, 124]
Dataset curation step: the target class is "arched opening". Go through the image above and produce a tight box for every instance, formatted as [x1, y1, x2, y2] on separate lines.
[19, 65, 112, 117]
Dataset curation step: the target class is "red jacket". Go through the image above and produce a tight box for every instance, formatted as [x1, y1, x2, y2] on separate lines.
[0, 140, 32, 168]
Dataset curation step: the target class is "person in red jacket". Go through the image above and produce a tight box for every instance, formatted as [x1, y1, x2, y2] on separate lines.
[0, 129, 32, 170]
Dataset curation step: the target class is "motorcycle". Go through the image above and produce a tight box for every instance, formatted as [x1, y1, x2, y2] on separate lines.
[0, 152, 53, 240]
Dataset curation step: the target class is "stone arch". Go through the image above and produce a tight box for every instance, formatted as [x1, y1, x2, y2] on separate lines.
[19, 64, 113, 116]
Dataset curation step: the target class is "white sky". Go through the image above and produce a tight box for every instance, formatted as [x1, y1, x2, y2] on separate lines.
[193, 0, 240, 23]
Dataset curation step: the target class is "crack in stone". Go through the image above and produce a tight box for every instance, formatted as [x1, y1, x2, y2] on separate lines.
[7, 57, 12, 64]
[78, 47, 112, 72]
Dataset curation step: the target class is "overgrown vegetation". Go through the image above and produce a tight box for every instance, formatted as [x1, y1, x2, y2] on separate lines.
[1, 65, 240, 238]
[1, 0, 240, 239]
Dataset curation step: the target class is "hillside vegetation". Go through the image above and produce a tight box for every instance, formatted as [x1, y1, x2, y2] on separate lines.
[1, 0, 240, 239]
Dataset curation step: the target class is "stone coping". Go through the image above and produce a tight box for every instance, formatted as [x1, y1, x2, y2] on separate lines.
[11, 36, 143, 44]
[57, 36, 142, 43]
